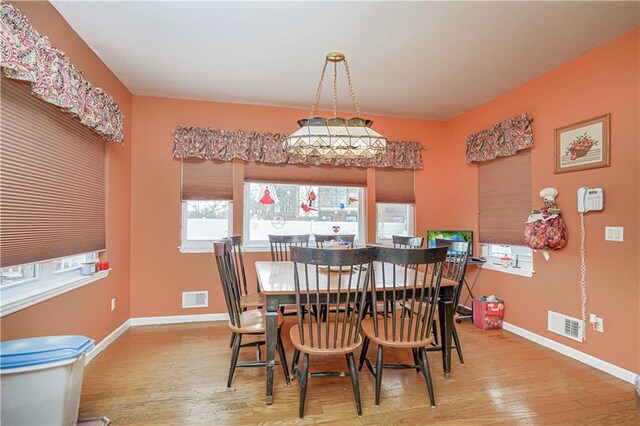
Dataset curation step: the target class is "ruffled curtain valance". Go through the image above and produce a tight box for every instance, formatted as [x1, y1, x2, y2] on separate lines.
[0, 1, 124, 143]
[466, 113, 533, 163]
[172, 126, 423, 169]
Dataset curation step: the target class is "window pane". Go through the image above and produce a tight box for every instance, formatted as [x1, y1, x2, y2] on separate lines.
[0, 264, 36, 287]
[246, 183, 362, 242]
[377, 203, 413, 240]
[54, 252, 98, 273]
[185, 200, 230, 240]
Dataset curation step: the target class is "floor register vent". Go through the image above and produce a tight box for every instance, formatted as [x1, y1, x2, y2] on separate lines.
[182, 291, 208, 308]
[548, 310, 584, 342]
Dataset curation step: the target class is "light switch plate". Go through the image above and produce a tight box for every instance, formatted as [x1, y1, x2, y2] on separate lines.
[605, 226, 624, 242]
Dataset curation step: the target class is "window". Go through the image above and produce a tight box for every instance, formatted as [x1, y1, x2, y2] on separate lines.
[1, 251, 103, 316]
[376, 203, 415, 243]
[481, 244, 534, 277]
[180, 200, 232, 250]
[478, 149, 533, 276]
[244, 183, 365, 246]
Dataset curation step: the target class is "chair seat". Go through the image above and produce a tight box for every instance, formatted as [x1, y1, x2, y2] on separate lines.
[240, 292, 265, 308]
[229, 309, 283, 334]
[290, 323, 363, 355]
[360, 315, 434, 348]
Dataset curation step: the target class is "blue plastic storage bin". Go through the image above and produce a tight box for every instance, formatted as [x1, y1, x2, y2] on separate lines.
[1, 335, 95, 425]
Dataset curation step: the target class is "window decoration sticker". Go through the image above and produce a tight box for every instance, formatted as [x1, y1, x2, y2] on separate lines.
[259, 185, 276, 205]
[271, 215, 286, 229]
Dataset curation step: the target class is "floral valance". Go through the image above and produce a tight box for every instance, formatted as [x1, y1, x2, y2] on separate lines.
[466, 113, 533, 163]
[0, 2, 124, 143]
[172, 126, 423, 169]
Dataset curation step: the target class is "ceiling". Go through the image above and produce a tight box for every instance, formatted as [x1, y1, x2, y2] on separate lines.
[51, 1, 639, 120]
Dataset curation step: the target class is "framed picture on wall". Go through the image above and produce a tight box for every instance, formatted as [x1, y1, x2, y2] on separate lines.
[554, 114, 610, 174]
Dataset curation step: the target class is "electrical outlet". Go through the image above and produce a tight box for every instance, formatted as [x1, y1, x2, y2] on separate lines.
[605, 226, 624, 242]
[111, 298, 116, 312]
[589, 313, 604, 332]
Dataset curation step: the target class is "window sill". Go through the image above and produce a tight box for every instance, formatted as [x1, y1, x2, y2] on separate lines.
[481, 262, 534, 278]
[1, 269, 110, 317]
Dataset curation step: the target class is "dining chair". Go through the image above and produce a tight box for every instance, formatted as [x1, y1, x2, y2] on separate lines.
[213, 240, 289, 388]
[314, 234, 356, 248]
[427, 239, 470, 364]
[289, 246, 376, 418]
[268, 234, 310, 261]
[269, 234, 311, 317]
[358, 246, 448, 407]
[392, 235, 425, 248]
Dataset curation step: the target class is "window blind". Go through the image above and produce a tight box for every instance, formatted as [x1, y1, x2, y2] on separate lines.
[0, 77, 105, 267]
[375, 168, 415, 203]
[181, 159, 233, 200]
[478, 149, 532, 245]
[244, 162, 367, 187]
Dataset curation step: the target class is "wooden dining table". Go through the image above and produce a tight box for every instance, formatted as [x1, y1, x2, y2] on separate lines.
[255, 260, 458, 405]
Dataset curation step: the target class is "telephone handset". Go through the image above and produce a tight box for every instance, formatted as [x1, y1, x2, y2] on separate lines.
[576, 187, 604, 342]
[577, 187, 604, 213]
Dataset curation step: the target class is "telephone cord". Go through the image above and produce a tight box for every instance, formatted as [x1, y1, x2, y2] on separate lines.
[580, 212, 587, 342]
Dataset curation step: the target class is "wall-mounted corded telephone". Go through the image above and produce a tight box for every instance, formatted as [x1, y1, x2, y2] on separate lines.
[577, 187, 604, 213]
[577, 187, 604, 342]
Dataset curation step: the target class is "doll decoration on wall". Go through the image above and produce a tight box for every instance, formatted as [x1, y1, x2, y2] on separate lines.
[524, 187, 568, 260]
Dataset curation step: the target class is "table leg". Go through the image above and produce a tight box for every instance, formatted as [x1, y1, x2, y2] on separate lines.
[265, 295, 279, 405]
[438, 286, 454, 379]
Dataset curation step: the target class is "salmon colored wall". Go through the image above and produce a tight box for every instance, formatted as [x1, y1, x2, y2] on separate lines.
[1, 2, 132, 342]
[424, 29, 639, 373]
[129, 96, 445, 318]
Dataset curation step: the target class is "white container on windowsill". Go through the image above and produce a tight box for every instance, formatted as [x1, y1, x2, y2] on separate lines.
[80, 263, 95, 275]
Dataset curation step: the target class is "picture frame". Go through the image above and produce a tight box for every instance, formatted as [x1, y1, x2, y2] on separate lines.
[554, 114, 610, 174]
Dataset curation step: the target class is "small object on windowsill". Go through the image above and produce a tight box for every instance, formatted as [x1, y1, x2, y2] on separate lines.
[81, 263, 96, 276]
[500, 256, 513, 268]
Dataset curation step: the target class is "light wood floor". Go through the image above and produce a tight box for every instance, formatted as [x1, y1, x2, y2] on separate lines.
[79, 318, 638, 425]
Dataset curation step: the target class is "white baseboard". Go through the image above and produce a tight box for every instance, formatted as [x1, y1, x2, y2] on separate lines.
[502, 321, 638, 384]
[129, 313, 229, 326]
[85, 319, 130, 365]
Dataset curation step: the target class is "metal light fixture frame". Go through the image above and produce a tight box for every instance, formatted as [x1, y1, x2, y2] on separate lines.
[284, 52, 387, 159]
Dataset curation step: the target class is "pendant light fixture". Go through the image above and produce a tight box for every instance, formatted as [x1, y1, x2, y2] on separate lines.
[284, 52, 387, 159]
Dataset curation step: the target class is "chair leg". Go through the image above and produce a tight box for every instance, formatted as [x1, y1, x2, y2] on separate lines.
[298, 353, 310, 419]
[277, 329, 291, 385]
[432, 320, 439, 346]
[411, 348, 421, 373]
[358, 336, 370, 371]
[452, 325, 464, 364]
[346, 353, 362, 416]
[227, 333, 242, 388]
[375, 345, 384, 406]
[292, 348, 300, 378]
[419, 347, 436, 407]
[229, 332, 236, 348]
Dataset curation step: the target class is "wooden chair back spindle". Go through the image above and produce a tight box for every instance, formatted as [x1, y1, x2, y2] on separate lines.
[290, 247, 376, 351]
[371, 246, 448, 344]
[269, 234, 310, 262]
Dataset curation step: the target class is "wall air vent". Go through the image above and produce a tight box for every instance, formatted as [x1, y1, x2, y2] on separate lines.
[548, 311, 584, 342]
[182, 291, 208, 308]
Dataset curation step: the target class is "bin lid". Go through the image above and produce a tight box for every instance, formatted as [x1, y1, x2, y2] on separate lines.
[0, 336, 95, 369]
